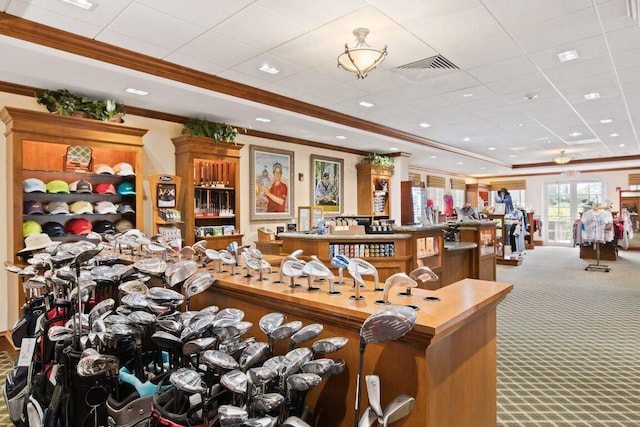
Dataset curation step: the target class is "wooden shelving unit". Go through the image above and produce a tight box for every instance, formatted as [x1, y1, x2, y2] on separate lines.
[356, 163, 393, 218]
[1, 107, 146, 263]
[459, 221, 497, 281]
[466, 183, 490, 209]
[172, 135, 244, 248]
[487, 214, 523, 266]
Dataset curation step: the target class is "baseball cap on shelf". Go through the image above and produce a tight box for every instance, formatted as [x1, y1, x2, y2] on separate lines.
[42, 222, 65, 237]
[69, 179, 93, 193]
[94, 183, 117, 195]
[66, 218, 92, 235]
[94, 164, 115, 175]
[117, 203, 135, 214]
[113, 162, 135, 176]
[24, 200, 45, 215]
[23, 220, 42, 237]
[94, 201, 118, 214]
[114, 219, 133, 232]
[93, 220, 116, 234]
[17, 233, 60, 255]
[46, 180, 70, 194]
[69, 201, 94, 214]
[23, 178, 46, 193]
[117, 182, 136, 195]
[45, 201, 70, 215]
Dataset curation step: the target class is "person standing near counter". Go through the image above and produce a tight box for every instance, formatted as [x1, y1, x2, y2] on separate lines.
[265, 162, 287, 212]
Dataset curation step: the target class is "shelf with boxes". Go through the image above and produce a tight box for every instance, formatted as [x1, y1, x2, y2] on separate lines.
[2, 107, 146, 262]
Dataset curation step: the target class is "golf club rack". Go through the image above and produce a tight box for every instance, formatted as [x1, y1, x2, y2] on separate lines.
[4, 229, 422, 427]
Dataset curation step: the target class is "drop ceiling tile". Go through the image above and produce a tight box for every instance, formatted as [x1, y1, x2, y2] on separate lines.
[407, 6, 505, 53]
[134, 0, 253, 28]
[613, 48, 640, 70]
[444, 35, 523, 70]
[162, 52, 227, 76]
[308, 82, 370, 104]
[177, 30, 261, 69]
[210, 3, 306, 51]
[417, 72, 482, 97]
[370, 0, 481, 26]
[217, 68, 279, 91]
[596, 0, 639, 32]
[485, 0, 591, 30]
[97, 30, 172, 58]
[543, 56, 614, 84]
[263, 69, 344, 98]
[605, 25, 640, 54]
[512, 8, 602, 53]
[467, 55, 537, 84]
[230, 53, 305, 83]
[5, 0, 105, 37]
[527, 35, 608, 70]
[257, 0, 367, 31]
[486, 72, 549, 96]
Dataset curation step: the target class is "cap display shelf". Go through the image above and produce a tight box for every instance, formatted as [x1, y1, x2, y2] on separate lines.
[1, 107, 147, 269]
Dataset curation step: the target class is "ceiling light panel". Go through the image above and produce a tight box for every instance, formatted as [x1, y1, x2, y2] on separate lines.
[61, 0, 95, 10]
[583, 92, 600, 100]
[557, 49, 579, 62]
[125, 87, 148, 95]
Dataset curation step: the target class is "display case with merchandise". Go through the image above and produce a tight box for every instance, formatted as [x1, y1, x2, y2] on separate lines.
[356, 162, 393, 218]
[172, 135, 244, 248]
[2, 107, 147, 262]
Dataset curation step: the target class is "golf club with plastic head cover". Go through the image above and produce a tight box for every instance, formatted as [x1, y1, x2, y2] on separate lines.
[282, 260, 305, 289]
[376, 273, 417, 306]
[301, 260, 333, 292]
[400, 265, 439, 296]
[330, 254, 350, 287]
[183, 271, 215, 310]
[218, 404, 249, 427]
[378, 394, 416, 426]
[274, 250, 303, 284]
[353, 306, 418, 427]
[203, 248, 221, 271]
[349, 258, 380, 292]
[289, 323, 323, 351]
[311, 336, 349, 356]
[347, 261, 366, 301]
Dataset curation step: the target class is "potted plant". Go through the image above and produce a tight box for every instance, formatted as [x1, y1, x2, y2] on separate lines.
[360, 153, 394, 170]
[182, 118, 239, 144]
[35, 89, 81, 115]
[84, 99, 125, 122]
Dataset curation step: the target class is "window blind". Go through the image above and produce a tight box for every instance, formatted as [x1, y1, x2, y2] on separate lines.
[489, 180, 526, 191]
[450, 178, 466, 190]
[426, 175, 445, 188]
[628, 174, 640, 187]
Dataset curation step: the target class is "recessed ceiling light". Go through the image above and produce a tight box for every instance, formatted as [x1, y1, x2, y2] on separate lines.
[557, 49, 579, 62]
[125, 87, 148, 96]
[488, 147, 496, 150]
[569, 132, 582, 137]
[610, 133, 620, 137]
[456, 162, 464, 165]
[462, 137, 470, 142]
[259, 64, 280, 75]
[359, 101, 374, 108]
[619, 143, 625, 147]
[523, 93, 538, 101]
[336, 135, 347, 140]
[462, 93, 473, 97]
[515, 123, 523, 127]
[255, 117, 271, 123]
[429, 155, 437, 159]
[508, 154, 517, 158]
[600, 118, 613, 124]
[389, 147, 399, 151]
[61, 0, 95, 10]
[419, 122, 431, 128]
[584, 92, 600, 100]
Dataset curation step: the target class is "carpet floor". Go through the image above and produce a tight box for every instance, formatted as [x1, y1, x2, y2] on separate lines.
[496, 246, 640, 426]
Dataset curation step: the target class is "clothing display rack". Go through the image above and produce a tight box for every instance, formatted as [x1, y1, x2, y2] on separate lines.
[581, 205, 612, 272]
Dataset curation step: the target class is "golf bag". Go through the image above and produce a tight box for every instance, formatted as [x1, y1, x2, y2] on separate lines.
[150, 386, 205, 427]
[106, 382, 154, 427]
[2, 367, 29, 426]
[12, 295, 49, 348]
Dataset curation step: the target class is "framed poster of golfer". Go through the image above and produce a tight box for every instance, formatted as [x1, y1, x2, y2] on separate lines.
[250, 145, 295, 220]
[311, 155, 343, 215]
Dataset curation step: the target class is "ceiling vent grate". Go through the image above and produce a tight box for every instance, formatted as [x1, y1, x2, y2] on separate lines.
[392, 55, 460, 81]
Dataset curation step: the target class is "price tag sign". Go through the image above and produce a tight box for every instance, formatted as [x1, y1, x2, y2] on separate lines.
[17, 337, 36, 367]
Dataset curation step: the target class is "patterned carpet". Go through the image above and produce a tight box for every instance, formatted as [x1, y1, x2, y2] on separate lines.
[0, 351, 14, 426]
[496, 246, 640, 426]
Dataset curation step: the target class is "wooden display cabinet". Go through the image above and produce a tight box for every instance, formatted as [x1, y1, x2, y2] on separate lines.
[466, 183, 490, 210]
[172, 135, 244, 248]
[459, 221, 497, 281]
[356, 163, 393, 218]
[487, 214, 523, 266]
[2, 107, 146, 262]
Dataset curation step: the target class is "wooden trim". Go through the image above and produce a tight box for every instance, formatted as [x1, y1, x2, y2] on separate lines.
[478, 165, 640, 180]
[511, 154, 640, 169]
[0, 13, 510, 167]
[629, 173, 640, 186]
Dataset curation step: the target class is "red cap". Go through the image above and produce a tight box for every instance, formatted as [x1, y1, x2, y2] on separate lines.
[66, 218, 93, 235]
[94, 183, 117, 195]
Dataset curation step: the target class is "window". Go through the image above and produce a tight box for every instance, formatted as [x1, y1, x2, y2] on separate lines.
[427, 187, 444, 210]
[545, 180, 603, 245]
[451, 189, 465, 210]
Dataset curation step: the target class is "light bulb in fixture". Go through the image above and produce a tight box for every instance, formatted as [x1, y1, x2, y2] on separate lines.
[553, 150, 572, 165]
[337, 28, 387, 79]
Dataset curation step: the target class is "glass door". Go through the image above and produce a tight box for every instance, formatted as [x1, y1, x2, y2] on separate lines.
[547, 183, 572, 244]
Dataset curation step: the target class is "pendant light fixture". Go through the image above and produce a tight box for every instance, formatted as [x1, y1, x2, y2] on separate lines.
[553, 150, 572, 165]
[337, 28, 387, 79]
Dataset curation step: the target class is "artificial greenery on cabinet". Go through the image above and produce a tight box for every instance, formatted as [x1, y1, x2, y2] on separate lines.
[182, 117, 240, 143]
[35, 89, 125, 122]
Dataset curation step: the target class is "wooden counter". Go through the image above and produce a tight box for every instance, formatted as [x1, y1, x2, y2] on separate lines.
[190, 265, 512, 427]
[442, 242, 477, 287]
[279, 232, 412, 281]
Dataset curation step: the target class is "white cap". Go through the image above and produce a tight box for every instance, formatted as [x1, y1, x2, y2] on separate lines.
[94, 201, 118, 214]
[94, 164, 115, 175]
[113, 162, 135, 176]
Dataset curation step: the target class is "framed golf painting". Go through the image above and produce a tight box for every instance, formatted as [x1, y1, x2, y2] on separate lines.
[250, 145, 295, 220]
[311, 155, 343, 215]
